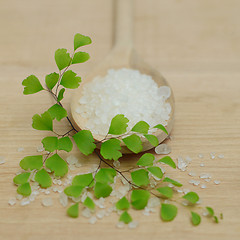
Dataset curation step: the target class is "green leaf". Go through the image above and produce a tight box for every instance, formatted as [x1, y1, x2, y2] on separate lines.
[206, 207, 214, 217]
[64, 185, 84, 198]
[220, 213, 223, 219]
[48, 104, 67, 121]
[67, 203, 79, 218]
[108, 114, 129, 135]
[147, 166, 163, 179]
[73, 130, 96, 156]
[45, 154, 68, 177]
[13, 172, 31, 185]
[83, 197, 95, 210]
[182, 192, 199, 204]
[119, 211, 132, 224]
[154, 124, 168, 135]
[131, 121, 149, 134]
[191, 212, 201, 226]
[57, 88, 65, 102]
[72, 52, 90, 64]
[95, 168, 116, 184]
[157, 186, 173, 198]
[35, 169, 52, 188]
[55, 48, 71, 71]
[144, 134, 159, 147]
[158, 156, 176, 169]
[163, 177, 182, 187]
[137, 153, 154, 166]
[116, 197, 130, 210]
[161, 203, 178, 221]
[58, 137, 73, 152]
[72, 173, 94, 187]
[17, 182, 31, 196]
[131, 189, 150, 210]
[60, 70, 81, 89]
[22, 75, 44, 95]
[20, 155, 43, 171]
[122, 134, 143, 154]
[45, 72, 59, 90]
[94, 182, 112, 199]
[32, 111, 53, 131]
[74, 33, 92, 51]
[214, 216, 219, 223]
[131, 169, 149, 186]
[100, 139, 122, 161]
[42, 136, 58, 152]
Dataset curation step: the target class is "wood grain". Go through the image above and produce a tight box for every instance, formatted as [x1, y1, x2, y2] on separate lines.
[0, 0, 240, 239]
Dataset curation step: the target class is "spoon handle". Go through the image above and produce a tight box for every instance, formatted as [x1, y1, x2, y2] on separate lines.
[113, 0, 133, 50]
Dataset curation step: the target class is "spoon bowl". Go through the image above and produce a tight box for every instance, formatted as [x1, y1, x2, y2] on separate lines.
[71, 0, 174, 153]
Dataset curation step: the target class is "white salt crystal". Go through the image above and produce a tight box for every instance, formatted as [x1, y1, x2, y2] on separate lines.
[57, 179, 62, 185]
[0, 156, 6, 165]
[177, 156, 188, 171]
[183, 189, 190, 194]
[42, 197, 53, 207]
[189, 179, 200, 186]
[200, 184, 207, 189]
[89, 216, 97, 224]
[16, 194, 23, 200]
[148, 197, 160, 208]
[66, 155, 78, 165]
[69, 165, 76, 171]
[37, 145, 44, 152]
[45, 190, 50, 195]
[29, 195, 35, 202]
[177, 189, 183, 193]
[218, 154, 224, 159]
[202, 211, 208, 216]
[17, 147, 24, 152]
[82, 208, 92, 218]
[113, 160, 120, 168]
[200, 173, 211, 179]
[32, 190, 39, 196]
[188, 171, 196, 177]
[182, 200, 188, 206]
[8, 197, 17, 206]
[128, 221, 139, 229]
[76, 68, 171, 136]
[20, 198, 30, 206]
[155, 144, 171, 155]
[96, 210, 106, 219]
[214, 180, 221, 185]
[200, 163, 205, 167]
[210, 152, 216, 159]
[198, 154, 204, 158]
[204, 179, 211, 182]
[59, 192, 68, 207]
[116, 221, 125, 228]
[95, 197, 105, 209]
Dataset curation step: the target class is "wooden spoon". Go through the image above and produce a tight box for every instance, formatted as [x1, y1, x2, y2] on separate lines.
[71, 0, 174, 153]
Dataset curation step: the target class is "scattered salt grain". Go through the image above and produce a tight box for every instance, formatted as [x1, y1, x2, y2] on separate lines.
[0, 156, 6, 165]
[214, 180, 221, 185]
[182, 200, 188, 206]
[204, 178, 211, 182]
[177, 156, 189, 171]
[200, 163, 205, 167]
[8, 197, 16, 206]
[42, 197, 53, 207]
[95, 197, 105, 209]
[183, 189, 190, 194]
[16, 194, 23, 200]
[20, 198, 30, 206]
[202, 211, 208, 216]
[199, 173, 211, 179]
[116, 221, 125, 228]
[128, 221, 139, 229]
[82, 208, 92, 218]
[189, 179, 200, 186]
[210, 152, 216, 159]
[17, 147, 24, 152]
[57, 179, 62, 185]
[177, 189, 183, 193]
[198, 154, 204, 158]
[66, 155, 78, 165]
[37, 145, 44, 152]
[45, 190, 50, 195]
[188, 171, 196, 177]
[96, 210, 106, 219]
[218, 154, 224, 159]
[89, 216, 97, 224]
[69, 165, 76, 171]
[29, 195, 35, 202]
[200, 184, 207, 189]
[113, 160, 121, 168]
[147, 197, 160, 208]
[155, 144, 171, 155]
[76, 68, 171, 136]
[59, 192, 68, 207]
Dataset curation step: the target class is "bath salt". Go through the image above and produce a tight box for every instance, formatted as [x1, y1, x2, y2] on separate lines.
[76, 68, 171, 136]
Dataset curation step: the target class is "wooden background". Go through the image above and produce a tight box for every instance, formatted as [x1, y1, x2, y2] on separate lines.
[0, 0, 240, 239]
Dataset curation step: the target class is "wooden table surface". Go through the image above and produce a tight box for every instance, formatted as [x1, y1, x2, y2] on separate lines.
[0, 0, 240, 239]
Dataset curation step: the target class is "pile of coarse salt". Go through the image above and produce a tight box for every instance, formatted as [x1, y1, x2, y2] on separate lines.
[76, 68, 171, 136]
